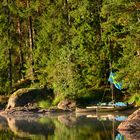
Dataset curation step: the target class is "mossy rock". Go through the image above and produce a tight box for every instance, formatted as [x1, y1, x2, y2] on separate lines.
[6, 88, 53, 110]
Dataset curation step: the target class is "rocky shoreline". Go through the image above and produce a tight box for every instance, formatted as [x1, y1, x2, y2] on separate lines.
[0, 106, 74, 119]
[0, 100, 139, 140]
[118, 108, 140, 130]
[117, 107, 140, 140]
[1, 87, 140, 140]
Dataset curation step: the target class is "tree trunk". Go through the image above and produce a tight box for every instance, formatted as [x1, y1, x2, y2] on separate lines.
[17, 17, 24, 79]
[27, 0, 35, 81]
[95, 0, 102, 45]
[8, 48, 12, 90]
[7, 0, 12, 90]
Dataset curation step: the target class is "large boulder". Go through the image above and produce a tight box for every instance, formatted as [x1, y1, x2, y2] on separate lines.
[118, 108, 140, 131]
[6, 88, 52, 110]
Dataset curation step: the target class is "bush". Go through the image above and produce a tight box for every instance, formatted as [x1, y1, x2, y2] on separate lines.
[38, 100, 51, 109]
[128, 93, 140, 106]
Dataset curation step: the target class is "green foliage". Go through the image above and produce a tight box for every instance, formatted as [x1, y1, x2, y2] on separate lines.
[52, 95, 64, 106]
[34, 0, 104, 101]
[46, 47, 84, 99]
[128, 93, 140, 106]
[101, 0, 140, 95]
[38, 100, 51, 109]
[76, 88, 111, 107]
[0, 0, 139, 103]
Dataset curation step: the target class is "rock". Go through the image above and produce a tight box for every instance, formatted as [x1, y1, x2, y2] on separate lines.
[57, 99, 76, 110]
[118, 108, 140, 131]
[116, 108, 140, 140]
[6, 88, 52, 110]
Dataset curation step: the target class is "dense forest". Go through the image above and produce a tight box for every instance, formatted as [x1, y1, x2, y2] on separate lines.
[0, 0, 140, 104]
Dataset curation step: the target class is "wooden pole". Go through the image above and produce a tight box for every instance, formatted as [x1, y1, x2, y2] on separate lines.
[111, 83, 115, 105]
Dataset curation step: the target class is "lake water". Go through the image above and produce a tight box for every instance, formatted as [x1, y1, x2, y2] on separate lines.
[0, 112, 129, 140]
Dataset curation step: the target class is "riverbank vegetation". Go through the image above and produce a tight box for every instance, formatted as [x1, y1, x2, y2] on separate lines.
[0, 0, 140, 106]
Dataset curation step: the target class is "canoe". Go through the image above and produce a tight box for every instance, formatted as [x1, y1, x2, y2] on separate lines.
[75, 103, 135, 113]
[75, 107, 96, 113]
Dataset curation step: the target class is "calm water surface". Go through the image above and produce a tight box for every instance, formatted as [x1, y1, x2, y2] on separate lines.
[0, 112, 129, 140]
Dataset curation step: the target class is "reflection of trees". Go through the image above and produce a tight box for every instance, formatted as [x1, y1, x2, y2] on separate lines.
[50, 115, 118, 140]
[0, 129, 15, 140]
[0, 116, 19, 140]
[0, 116, 8, 130]
[0, 114, 123, 140]
[57, 114, 77, 126]
[6, 117, 55, 140]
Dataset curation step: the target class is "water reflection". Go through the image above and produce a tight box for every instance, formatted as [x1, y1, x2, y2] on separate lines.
[115, 133, 125, 140]
[119, 130, 140, 140]
[7, 117, 54, 137]
[0, 112, 129, 140]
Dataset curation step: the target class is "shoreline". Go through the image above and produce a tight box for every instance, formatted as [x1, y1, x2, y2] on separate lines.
[0, 106, 138, 119]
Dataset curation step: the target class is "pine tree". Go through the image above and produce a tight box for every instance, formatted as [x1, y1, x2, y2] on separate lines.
[0, 0, 14, 93]
[114, 0, 140, 94]
[101, 0, 140, 94]
[0, 0, 40, 93]
[35, 0, 104, 102]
